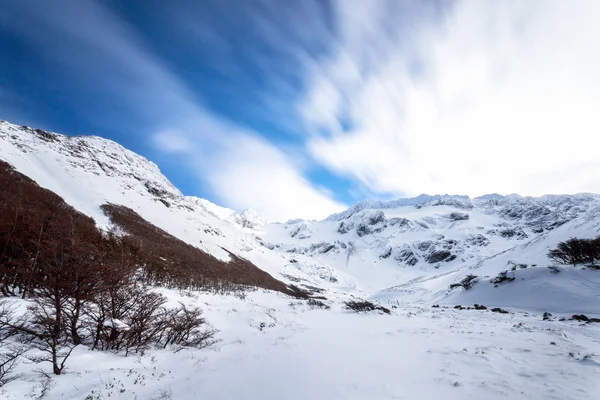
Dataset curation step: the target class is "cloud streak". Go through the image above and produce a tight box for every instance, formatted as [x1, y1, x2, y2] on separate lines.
[301, 0, 600, 197]
[0, 0, 346, 221]
[3, 0, 599, 222]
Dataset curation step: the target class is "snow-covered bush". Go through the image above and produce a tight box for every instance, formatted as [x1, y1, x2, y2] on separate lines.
[449, 274, 478, 290]
[344, 300, 390, 314]
[307, 299, 330, 310]
[491, 271, 516, 285]
[547, 236, 600, 266]
[547, 265, 560, 274]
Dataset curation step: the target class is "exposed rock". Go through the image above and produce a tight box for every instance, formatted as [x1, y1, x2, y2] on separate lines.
[449, 274, 478, 290]
[379, 246, 393, 259]
[356, 211, 387, 237]
[426, 250, 453, 263]
[290, 224, 311, 239]
[388, 217, 410, 227]
[465, 234, 490, 247]
[338, 221, 353, 234]
[571, 314, 589, 322]
[394, 245, 419, 266]
[415, 240, 433, 252]
[449, 212, 469, 221]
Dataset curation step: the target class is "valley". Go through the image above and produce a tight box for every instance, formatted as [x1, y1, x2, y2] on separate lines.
[1, 120, 599, 399]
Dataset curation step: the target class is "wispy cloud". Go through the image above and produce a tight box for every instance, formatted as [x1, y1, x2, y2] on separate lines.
[3, 0, 599, 222]
[155, 126, 343, 222]
[301, 0, 600, 197]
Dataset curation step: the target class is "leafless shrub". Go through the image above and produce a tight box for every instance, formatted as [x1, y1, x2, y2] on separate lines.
[449, 274, 478, 290]
[548, 265, 560, 274]
[491, 271, 515, 285]
[157, 303, 218, 350]
[307, 299, 330, 310]
[151, 385, 173, 400]
[344, 300, 390, 314]
[0, 345, 26, 387]
[548, 236, 600, 266]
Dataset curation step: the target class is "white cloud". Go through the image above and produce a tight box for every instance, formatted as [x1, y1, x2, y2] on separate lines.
[301, 0, 600, 197]
[202, 135, 344, 222]
[153, 122, 345, 222]
[153, 129, 196, 153]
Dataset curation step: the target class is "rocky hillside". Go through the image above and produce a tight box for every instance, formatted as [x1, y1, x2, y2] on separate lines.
[258, 193, 600, 311]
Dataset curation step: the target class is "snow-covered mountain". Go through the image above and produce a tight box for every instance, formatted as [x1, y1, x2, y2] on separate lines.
[0, 121, 276, 266]
[260, 192, 600, 311]
[2, 119, 600, 311]
[2, 120, 600, 400]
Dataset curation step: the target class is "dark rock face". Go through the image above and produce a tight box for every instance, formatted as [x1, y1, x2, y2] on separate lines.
[289, 224, 311, 239]
[465, 234, 490, 247]
[388, 217, 410, 227]
[395, 245, 419, 266]
[487, 226, 529, 240]
[440, 239, 458, 249]
[426, 250, 453, 263]
[356, 211, 387, 237]
[291, 241, 339, 255]
[319, 244, 336, 254]
[499, 227, 529, 240]
[356, 223, 370, 237]
[449, 212, 469, 221]
[338, 221, 353, 234]
[543, 312, 552, 320]
[379, 246, 393, 259]
[491, 307, 509, 314]
[368, 211, 386, 225]
[415, 241, 433, 252]
[571, 314, 589, 322]
[33, 127, 58, 142]
[145, 181, 172, 199]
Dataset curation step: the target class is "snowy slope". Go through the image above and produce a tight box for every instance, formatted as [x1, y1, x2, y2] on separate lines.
[0, 121, 330, 291]
[260, 193, 600, 311]
[5, 289, 600, 400]
[2, 120, 600, 400]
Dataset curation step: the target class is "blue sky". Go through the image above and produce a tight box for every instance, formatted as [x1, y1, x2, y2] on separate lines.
[1, 0, 599, 221]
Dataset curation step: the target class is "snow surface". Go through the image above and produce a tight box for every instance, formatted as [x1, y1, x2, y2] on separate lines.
[2, 120, 600, 399]
[3, 290, 600, 400]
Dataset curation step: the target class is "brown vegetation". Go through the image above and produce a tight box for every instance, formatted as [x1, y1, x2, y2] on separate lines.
[0, 159, 300, 377]
[100, 203, 298, 295]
